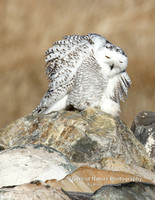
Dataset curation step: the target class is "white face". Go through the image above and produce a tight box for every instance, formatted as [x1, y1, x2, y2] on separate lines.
[94, 42, 128, 77]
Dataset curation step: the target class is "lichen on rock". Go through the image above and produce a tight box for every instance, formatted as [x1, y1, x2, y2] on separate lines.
[0, 108, 153, 170]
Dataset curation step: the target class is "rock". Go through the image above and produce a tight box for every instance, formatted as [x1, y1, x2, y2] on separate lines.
[0, 145, 154, 198]
[131, 111, 155, 129]
[1, 170, 154, 200]
[0, 144, 76, 188]
[0, 182, 71, 200]
[100, 157, 155, 183]
[91, 182, 155, 200]
[47, 165, 153, 193]
[63, 190, 93, 200]
[0, 109, 155, 199]
[131, 111, 155, 167]
[0, 108, 153, 170]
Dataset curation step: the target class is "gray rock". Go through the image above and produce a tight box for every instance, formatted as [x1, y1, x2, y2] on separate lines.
[91, 182, 155, 200]
[0, 108, 153, 170]
[0, 144, 76, 188]
[63, 190, 93, 200]
[131, 111, 155, 166]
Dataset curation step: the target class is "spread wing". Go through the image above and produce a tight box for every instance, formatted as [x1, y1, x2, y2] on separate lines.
[45, 34, 91, 89]
[33, 34, 94, 114]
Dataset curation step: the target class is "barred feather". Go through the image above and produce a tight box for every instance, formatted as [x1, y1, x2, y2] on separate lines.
[33, 33, 131, 116]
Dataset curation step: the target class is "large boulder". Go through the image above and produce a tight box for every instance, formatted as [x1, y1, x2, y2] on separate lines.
[0, 108, 154, 199]
[131, 111, 155, 168]
[0, 144, 76, 188]
[0, 108, 153, 170]
[91, 182, 155, 200]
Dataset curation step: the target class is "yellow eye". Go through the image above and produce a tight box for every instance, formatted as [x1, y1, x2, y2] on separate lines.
[105, 55, 110, 59]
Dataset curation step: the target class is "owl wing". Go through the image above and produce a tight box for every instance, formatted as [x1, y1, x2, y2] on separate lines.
[33, 34, 94, 114]
[111, 71, 132, 103]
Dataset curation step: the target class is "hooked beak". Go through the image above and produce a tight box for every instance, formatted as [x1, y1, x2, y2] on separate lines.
[110, 64, 114, 70]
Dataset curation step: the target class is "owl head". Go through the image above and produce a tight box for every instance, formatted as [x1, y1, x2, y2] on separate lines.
[89, 35, 128, 78]
[45, 33, 128, 80]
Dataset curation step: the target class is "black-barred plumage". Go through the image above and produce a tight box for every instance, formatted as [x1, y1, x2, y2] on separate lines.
[33, 33, 131, 116]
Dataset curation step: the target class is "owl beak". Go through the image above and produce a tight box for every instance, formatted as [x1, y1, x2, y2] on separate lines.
[110, 64, 114, 70]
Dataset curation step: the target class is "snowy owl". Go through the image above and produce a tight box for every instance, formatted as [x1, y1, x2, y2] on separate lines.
[33, 33, 131, 116]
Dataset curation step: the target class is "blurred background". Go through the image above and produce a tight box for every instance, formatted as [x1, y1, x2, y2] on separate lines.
[0, 0, 154, 128]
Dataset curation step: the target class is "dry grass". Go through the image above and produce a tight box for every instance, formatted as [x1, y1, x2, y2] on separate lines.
[0, 0, 154, 128]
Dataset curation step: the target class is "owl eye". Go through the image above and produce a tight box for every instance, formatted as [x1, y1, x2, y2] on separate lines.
[119, 61, 123, 63]
[105, 55, 111, 59]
